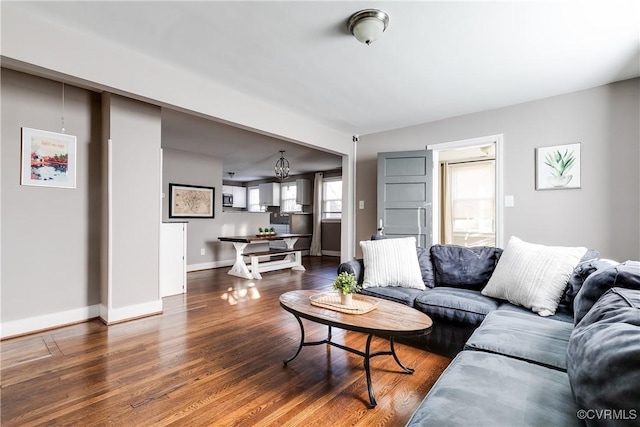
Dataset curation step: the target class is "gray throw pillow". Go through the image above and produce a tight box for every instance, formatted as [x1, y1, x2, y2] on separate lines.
[573, 261, 640, 325]
[430, 244, 502, 290]
[416, 246, 435, 289]
[556, 251, 604, 313]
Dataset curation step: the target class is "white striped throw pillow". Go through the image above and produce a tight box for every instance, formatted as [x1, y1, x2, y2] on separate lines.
[360, 237, 425, 290]
[482, 236, 587, 316]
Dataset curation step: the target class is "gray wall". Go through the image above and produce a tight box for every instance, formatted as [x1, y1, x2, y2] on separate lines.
[1, 69, 102, 322]
[358, 78, 640, 261]
[104, 94, 161, 311]
[161, 148, 270, 268]
[1, 69, 164, 332]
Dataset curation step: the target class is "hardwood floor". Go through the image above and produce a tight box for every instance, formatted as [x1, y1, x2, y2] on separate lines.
[1, 257, 451, 426]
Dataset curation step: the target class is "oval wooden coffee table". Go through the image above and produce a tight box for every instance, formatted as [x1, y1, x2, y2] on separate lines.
[280, 290, 433, 408]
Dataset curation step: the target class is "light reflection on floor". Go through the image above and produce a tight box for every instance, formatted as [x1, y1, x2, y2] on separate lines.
[220, 282, 261, 305]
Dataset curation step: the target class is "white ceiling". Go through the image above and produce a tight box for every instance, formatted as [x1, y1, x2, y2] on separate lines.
[12, 1, 640, 180]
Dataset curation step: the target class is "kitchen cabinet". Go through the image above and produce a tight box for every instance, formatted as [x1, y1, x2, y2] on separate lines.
[222, 185, 232, 195]
[232, 186, 247, 208]
[295, 179, 311, 205]
[160, 222, 187, 297]
[259, 182, 280, 206]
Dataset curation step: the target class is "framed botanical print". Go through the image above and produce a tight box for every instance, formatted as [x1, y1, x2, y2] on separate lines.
[536, 143, 581, 190]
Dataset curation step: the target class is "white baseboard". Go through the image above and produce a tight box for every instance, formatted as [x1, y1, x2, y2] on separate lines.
[187, 260, 233, 272]
[1, 304, 101, 339]
[322, 250, 341, 257]
[99, 299, 163, 325]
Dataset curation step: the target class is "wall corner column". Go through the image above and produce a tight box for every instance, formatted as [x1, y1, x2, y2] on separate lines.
[100, 93, 162, 324]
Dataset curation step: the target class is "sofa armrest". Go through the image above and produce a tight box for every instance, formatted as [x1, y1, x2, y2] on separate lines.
[337, 259, 365, 285]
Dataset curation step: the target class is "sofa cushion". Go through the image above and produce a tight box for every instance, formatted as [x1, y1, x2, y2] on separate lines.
[464, 310, 574, 371]
[405, 351, 583, 427]
[573, 261, 640, 325]
[359, 286, 423, 307]
[498, 301, 574, 323]
[482, 236, 587, 316]
[360, 237, 425, 290]
[414, 288, 499, 326]
[371, 235, 434, 288]
[567, 288, 640, 425]
[430, 244, 502, 290]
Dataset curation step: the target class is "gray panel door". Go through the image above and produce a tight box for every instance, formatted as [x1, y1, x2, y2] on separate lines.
[377, 150, 432, 247]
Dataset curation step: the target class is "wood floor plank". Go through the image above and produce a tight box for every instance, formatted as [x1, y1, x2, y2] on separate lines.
[1, 257, 450, 426]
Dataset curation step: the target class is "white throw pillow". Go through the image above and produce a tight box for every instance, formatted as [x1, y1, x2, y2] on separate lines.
[360, 237, 425, 290]
[482, 236, 587, 316]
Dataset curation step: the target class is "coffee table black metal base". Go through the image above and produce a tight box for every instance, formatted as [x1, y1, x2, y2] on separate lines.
[282, 314, 414, 408]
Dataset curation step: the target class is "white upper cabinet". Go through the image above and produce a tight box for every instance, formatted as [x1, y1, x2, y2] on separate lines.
[259, 182, 280, 206]
[232, 186, 247, 208]
[295, 179, 311, 205]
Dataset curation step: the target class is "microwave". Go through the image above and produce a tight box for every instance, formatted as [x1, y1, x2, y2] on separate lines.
[222, 193, 233, 207]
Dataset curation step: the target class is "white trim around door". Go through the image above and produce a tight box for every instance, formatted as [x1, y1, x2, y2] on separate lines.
[427, 134, 504, 248]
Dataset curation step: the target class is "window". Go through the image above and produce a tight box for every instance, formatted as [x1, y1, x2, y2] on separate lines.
[247, 186, 265, 212]
[443, 160, 495, 246]
[280, 182, 302, 213]
[322, 179, 342, 220]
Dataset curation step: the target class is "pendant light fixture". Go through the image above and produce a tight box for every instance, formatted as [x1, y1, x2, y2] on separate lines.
[274, 150, 290, 180]
[348, 9, 390, 45]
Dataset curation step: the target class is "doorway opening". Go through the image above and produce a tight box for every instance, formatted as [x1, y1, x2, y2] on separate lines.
[428, 134, 504, 248]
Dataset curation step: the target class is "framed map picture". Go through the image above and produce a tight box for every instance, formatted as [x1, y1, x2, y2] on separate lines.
[169, 183, 215, 218]
[21, 127, 77, 188]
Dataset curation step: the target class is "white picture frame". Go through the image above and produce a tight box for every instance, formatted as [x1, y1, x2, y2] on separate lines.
[21, 127, 77, 189]
[535, 142, 581, 190]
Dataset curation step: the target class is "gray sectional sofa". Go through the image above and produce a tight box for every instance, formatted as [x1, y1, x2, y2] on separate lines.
[338, 240, 597, 356]
[337, 240, 640, 426]
[406, 262, 640, 427]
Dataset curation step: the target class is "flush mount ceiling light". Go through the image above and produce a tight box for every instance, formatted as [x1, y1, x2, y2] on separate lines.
[274, 150, 290, 180]
[348, 9, 390, 45]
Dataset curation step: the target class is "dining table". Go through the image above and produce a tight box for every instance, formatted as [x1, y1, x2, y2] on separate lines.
[218, 233, 311, 279]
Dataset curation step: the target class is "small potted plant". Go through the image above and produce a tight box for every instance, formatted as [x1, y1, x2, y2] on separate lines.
[258, 227, 264, 236]
[332, 272, 361, 306]
[269, 227, 276, 235]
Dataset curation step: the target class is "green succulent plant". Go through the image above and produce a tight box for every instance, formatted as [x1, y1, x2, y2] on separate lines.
[544, 149, 575, 177]
[332, 272, 361, 295]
